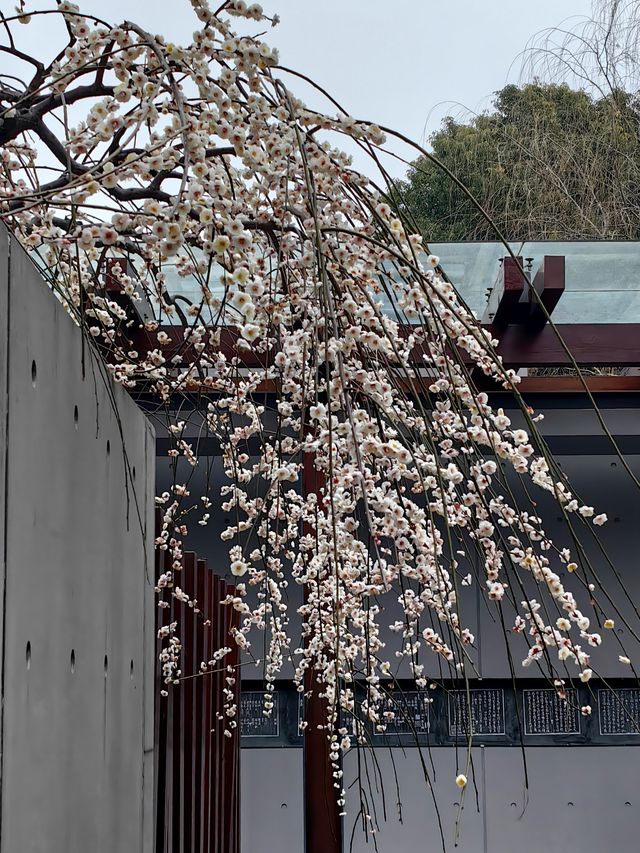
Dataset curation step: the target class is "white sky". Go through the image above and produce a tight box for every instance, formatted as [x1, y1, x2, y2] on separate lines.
[4, 0, 594, 177]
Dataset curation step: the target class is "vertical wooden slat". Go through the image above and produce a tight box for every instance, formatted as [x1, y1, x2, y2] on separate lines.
[222, 591, 233, 850]
[228, 599, 241, 853]
[212, 575, 224, 853]
[172, 552, 185, 853]
[194, 558, 207, 852]
[156, 548, 172, 853]
[201, 562, 213, 853]
[153, 511, 167, 853]
[153, 511, 162, 852]
[155, 549, 241, 853]
[183, 553, 197, 852]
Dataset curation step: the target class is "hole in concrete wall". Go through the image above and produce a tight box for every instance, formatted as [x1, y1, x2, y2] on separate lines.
[74, 405, 79, 428]
[70, 649, 76, 673]
[132, 466, 136, 481]
[104, 654, 108, 677]
[26, 641, 31, 670]
[130, 659, 134, 679]
[31, 360, 37, 387]
[106, 440, 111, 456]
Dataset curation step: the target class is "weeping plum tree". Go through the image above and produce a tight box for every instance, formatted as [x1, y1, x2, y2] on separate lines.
[0, 0, 633, 834]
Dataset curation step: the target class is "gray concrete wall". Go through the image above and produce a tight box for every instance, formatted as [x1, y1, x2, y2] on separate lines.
[0, 229, 156, 853]
[342, 745, 640, 853]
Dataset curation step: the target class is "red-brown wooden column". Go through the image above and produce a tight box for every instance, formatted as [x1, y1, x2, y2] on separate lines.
[303, 450, 342, 853]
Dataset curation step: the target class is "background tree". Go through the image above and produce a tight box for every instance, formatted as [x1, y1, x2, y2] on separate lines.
[398, 82, 640, 241]
[398, 1, 640, 241]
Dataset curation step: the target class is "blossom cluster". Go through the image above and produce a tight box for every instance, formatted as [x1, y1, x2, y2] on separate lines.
[0, 1, 623, 804]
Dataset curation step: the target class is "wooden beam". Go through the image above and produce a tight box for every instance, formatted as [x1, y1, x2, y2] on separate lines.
[482, 256, 526, 326]
[117, 323, 640, 370]
[491, 324, 640, 367]
[481, 255, 565, 329]
[481, 375, 640, 393]
[116, 325, 271, 368]
[528, 255, 565, 330]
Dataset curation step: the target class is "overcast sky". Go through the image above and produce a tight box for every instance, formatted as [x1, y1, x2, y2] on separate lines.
[6, 0, 595, 177]
[273, 0, 598, 176]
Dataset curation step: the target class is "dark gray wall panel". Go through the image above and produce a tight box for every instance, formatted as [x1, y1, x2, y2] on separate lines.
[499, 404, 640, 438]
[0, 235, 155, 853]
[241, 748, 303, 852]
[484, 746, 640, 852]
[479, 455, 640, 679]
[338, 744, 640, 852]
[343, 747, 484, 853]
